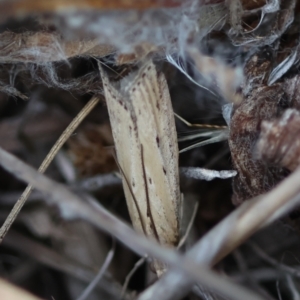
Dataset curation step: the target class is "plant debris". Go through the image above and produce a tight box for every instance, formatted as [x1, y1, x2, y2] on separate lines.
[0, 1, 300, 300]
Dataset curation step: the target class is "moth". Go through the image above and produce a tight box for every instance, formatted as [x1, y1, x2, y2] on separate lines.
[99, 60, 180, 276]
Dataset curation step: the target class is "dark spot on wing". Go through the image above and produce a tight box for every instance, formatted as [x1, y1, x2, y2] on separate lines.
[132, 115, 138, 131]
[156, 136, 160, 147]
[163, 167, 166, 175]
[149, 177, 152, 184]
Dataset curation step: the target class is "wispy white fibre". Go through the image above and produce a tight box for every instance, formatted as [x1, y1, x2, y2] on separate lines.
[181, 167, 237, 181]
[222, 103, 233, 126]
[179, 129, 229, 153]
[166, 54, 216, 96]
[53, 1, 227, 58]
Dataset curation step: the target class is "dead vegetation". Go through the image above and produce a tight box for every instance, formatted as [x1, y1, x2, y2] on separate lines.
[0, 1, 300, 300]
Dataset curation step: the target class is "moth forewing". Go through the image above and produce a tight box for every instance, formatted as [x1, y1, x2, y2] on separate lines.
[100, 61, 180, 275]
[100, 68, 147, 236]
[157, 73, 180, 211]
[126, 64, 180, 245]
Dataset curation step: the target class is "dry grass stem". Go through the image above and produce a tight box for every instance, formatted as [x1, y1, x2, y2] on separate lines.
[248, 242, 300, 279]
[1, 2, 300, 299]
[0, 146, 264, 300]
[138, 167, 300, 300]
[77, 243, 115, 300]
[3, 230, 127, 300]
[3, 230, 96, 281]
[0, 95, 100, 243]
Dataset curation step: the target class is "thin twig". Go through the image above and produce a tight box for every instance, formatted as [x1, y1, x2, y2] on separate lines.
[77, 240, 116, 300]
[276, 279, 283, 300]
[0, 95, 101, 243]
[232, 249, 276, 300]
[286, 275, 300, 300]
[138, 167, 300, 300]
[178, 201, 199, 249]
[0, 146, 264, 300]
[121, 256, 147, 299]
[248, 242, 300, 278]
[175, 113, 227, 129]
[3, 231, 126, 300]
[231, 267, 289, 282]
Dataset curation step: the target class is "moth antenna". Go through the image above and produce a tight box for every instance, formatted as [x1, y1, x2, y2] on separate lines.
[120, 256, 147, 300]
[178, 200, 199, 249]
[175, 112, 229, 152]
[178, 130, 227, 142]
[179, 132, 229, 153]
[96, 59, 122, 77]
[111, 150, 148, 235]
[175, 112, 228, 129]
[114, 67, 130, 80]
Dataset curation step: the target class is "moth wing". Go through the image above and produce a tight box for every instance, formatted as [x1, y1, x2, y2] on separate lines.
[100, 65, 148, 236]
[126, 61, 180, 246]
[157, 71, 180, 209]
